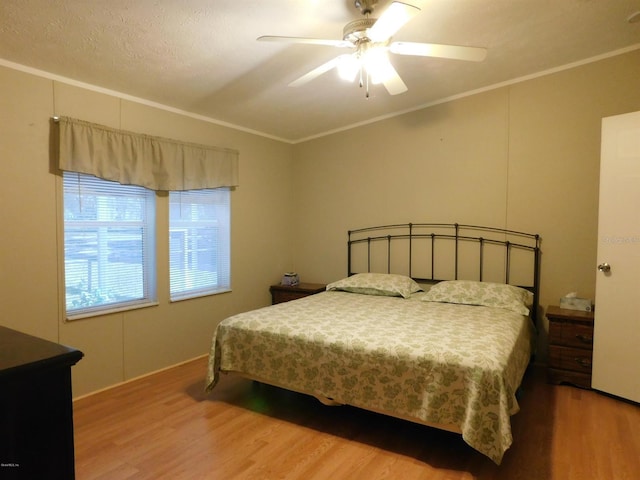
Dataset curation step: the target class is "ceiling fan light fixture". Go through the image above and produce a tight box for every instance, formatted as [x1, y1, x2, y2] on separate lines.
[362, 48, 395, 84]
[337, 54, 360, 82]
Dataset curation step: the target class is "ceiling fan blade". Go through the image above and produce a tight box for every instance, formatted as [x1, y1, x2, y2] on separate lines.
[381, 65, 408, 95]
[258, 35, 353, 48]
[390, 42, 487, 62]
[368, 2, 421, 43]
[289, 55, 347, 87]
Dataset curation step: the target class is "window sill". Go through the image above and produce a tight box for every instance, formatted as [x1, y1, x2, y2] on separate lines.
[66, 301, 159, 321]
[170, 288, 232, 303]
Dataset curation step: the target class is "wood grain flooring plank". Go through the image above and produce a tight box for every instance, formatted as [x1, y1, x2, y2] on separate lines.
[73, 357, 640, 479]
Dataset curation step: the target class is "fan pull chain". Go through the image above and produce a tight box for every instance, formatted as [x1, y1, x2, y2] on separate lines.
[358, 64, 370, 99]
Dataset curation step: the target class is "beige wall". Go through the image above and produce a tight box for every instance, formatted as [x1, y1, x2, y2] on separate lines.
[0, 66, 295, 396]
[291, 50, 640, 359]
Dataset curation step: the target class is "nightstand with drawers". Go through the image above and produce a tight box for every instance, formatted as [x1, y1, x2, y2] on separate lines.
[547, 305, 595, 389]
[270, 283, 326, 305]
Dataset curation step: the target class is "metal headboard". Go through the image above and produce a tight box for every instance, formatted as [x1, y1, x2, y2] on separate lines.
[347, 223, 541, 323]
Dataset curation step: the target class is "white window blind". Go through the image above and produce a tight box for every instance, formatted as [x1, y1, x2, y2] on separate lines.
[169, 189, 231, 300]
[63, 172, 156, 318]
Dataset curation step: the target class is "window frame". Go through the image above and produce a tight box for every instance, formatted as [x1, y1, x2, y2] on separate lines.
[61, 172, 158, 320]
[168, 188, 232, 302]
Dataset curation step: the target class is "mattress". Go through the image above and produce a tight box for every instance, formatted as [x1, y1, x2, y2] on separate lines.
[206, 290, 534, 464]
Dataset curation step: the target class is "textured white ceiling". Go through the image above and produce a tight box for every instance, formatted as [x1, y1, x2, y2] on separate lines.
[1, 0, 639, 142]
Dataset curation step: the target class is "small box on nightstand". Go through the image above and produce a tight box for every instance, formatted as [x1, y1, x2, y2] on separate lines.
[559, 297, 593, 312]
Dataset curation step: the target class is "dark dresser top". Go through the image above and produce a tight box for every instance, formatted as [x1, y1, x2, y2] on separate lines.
[0, 325, 83, 379]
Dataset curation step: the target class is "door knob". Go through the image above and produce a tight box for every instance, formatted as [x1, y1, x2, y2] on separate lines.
[597, 262, 611, 273]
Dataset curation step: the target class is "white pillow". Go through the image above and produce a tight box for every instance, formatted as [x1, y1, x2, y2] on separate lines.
[421, 280, 532, 315]
[326, 273, 422, 299]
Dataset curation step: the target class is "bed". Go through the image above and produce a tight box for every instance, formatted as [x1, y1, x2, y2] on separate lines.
[206, 223, 541, 464]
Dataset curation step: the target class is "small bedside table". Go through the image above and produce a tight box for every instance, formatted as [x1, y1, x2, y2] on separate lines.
[270, 283, 326, 305]
[547, 305, 595, 389]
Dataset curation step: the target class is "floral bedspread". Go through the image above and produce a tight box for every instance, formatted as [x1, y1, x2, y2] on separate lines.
[206, 291, 534, 464]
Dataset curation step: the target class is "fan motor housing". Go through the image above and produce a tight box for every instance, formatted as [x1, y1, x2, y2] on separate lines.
[343, 18, 376, 43]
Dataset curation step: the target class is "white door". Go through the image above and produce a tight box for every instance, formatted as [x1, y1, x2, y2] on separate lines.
[592, 110, 640, 403]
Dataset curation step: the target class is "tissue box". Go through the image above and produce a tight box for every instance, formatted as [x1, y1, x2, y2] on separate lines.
[559, 297, 592, 312]
[281, 272, 300, 286]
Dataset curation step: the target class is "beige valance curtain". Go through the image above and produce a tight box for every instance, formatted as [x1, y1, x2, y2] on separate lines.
[57, 116, 239, 191]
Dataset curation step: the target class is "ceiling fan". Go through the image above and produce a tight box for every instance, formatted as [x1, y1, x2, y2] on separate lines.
[258, 0, 487, 98]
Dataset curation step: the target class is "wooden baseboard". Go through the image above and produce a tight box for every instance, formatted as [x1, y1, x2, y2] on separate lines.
[72, 353, 208, 402]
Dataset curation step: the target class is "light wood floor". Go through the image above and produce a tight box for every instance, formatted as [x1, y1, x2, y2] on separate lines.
[73, 357, 640, 480]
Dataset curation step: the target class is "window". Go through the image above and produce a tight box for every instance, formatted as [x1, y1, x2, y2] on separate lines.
[63, 172, 156, 318]
[169, 189, 231, 300]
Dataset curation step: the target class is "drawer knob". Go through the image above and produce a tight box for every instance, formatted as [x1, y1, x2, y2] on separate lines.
[574, 357, 592, 368]
[575, 334, 593, 343]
